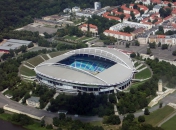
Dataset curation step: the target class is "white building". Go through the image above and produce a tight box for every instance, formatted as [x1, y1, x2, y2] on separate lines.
[72, 6, 81, 12]
[104, 30, 133, 41]
[63, 8, 72, 13]
[94, 2, 101, 10]
[153, 5, 161, 13]
[26, 96, 40, 108]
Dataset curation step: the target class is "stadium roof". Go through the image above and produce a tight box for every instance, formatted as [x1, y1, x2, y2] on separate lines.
[35, 48, 135, 86]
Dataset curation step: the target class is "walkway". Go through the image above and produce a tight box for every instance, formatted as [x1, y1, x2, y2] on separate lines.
[46, 54, 52, 59]
[39, 55, 46, 61]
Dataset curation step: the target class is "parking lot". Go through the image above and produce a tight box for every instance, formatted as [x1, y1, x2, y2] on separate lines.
[108, 42, 176, 61]
[16, 23, 58, 34]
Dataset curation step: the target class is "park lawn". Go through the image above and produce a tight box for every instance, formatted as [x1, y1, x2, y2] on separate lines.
[3, 89, 14, 95]
[49, 50, 69, 58]
[135, 68, 151, 79]
[144, 106, 175, 126]
[64, 35, 79, 40]
[20, 66, 36, 76]
[41, 54, 49, 60]
[27, 56, 44, 66]
[77, 36, 91, 41]
[24, 123, 52, 130]
[127, 81, 146, 90]
[0, 113, 12, 121]
[90, 121, 121, 130]
[161, 114, 176, 130]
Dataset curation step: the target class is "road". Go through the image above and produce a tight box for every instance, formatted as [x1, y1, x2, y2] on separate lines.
[0, 93, 102, 122]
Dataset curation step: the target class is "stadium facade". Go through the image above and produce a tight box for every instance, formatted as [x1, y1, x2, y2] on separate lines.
[34, 48, 136, 94]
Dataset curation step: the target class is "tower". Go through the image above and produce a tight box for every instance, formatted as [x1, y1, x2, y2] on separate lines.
[94, 2, 101, 10]
[158, 79, 163, 92]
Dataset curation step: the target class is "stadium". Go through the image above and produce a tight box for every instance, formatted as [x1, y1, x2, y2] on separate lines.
[34, 48, 136, 94]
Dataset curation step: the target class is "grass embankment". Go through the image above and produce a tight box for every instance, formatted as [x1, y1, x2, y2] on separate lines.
[40, 54, 49, 60]
[144, 106, 175, 126]
[161, 114, 176, 130]
[127, 81, 145, 90]
[0, 113, 51, 130]
[90, 121, 120, 130]
[134, 62, 140, 67]
[137, 65, 145, 70]
[20, 66, 36, 76]
[27, 56, 44, 66]
[49, 50, 69, 58]
[135, 68, 151, 79]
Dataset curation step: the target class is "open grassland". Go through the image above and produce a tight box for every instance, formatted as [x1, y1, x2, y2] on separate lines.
[27, 56, 44, 66]
[144, 106, 175, 126]
[49, 50, 69, 58]
[161, 114, 176, 130]
[90, 121, 121, 130]
[135, 68, 151, 79]
[20, 66, 36, 76]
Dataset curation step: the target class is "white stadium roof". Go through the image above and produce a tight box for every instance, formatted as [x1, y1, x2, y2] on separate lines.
[35, 48, 135, 86]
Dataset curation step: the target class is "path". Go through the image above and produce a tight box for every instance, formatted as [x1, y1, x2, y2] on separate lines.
[39, 55, 46, 61]
[46, 54, 52, 59]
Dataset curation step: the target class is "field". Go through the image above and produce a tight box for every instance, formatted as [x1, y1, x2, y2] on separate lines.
[144, 106, 175, 126]
[137, 65, 145, 70]
[90, 121, 121, 130]
[27, 56, 44, 66]
[161, 114, 176, 130]
[20, 66, 36, 76]
[135, 68, 151, 79]
[49, 50, 69, 58]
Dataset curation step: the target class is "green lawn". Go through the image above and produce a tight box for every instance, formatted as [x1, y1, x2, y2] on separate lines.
[27, 56, 44, 66]
[77, 36, 91, 41]
[90, 121, 120, 130]
[41, 54, 49, 60]
[161, 114, 176, 130]
[144, 106, 175, 126]
[49, 50, 69, 58]
[64, 35, 79, 40]
[25, 123, 53, 130]
[3, 89, 14, 95]
[20, 66, 36, 76]
[135, 68, 151, 79]
[0, 113, 12, 121]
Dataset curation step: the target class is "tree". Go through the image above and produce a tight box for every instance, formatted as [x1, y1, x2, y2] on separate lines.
[159, 102, 163, 108]
[140, 10, 144, 16]
[147, 48, 151, 55]
[130, 52, 136, 58]
[126, 43, 130, 48]
[28, 42, 34, 48]
[46, 124, 53, 129]
[144, 108, 150, 115]
[168, 3, 172, 7]
[172, 50, 176, 56]
[133, 4, 138, 9]
[138, 115, 145, 122]
[119, 14, 125, 21]
[158, 42, 161, 47]
[161, 44, 168, 50]
[59, 113, 66, 120]
[0, 108, 4, 114]
[40, 120, 45, 127]
[135, 40, 140, 46]
[103, 115, 121, 125]
[149, 42, 156, 49]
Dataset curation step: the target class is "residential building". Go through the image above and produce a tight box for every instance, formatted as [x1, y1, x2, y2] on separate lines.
[103, 30, 133, 41]
[153, 5, 161, 13]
